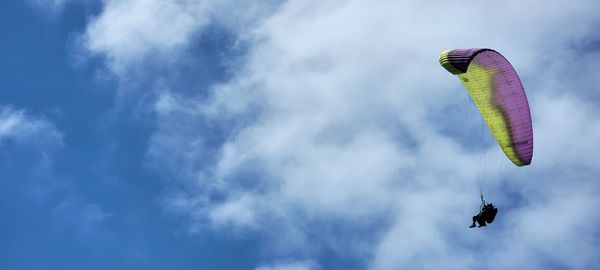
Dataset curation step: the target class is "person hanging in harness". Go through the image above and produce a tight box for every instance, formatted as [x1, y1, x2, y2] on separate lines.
[469, 196, 498, 228]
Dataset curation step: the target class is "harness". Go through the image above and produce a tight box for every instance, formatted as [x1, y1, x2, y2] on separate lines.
[480, 194, 486, 210]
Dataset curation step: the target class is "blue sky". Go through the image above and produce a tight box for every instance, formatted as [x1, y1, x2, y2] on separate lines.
[1, 1, 257, 269]
[2, 0, 600, 269]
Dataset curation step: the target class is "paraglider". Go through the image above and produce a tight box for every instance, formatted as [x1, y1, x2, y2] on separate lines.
[439, 48, 533, 228]
[470, 199, 498, 228]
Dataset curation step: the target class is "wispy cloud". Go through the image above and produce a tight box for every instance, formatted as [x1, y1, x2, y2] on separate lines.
[52, 195, 114, 238]
[0, 106, 63, 148]
[25, 0, 94, 18]
[25, 0, 68, 16]
[256, 261, 317, 270]
[82, 0, 280, 77]
[0, 105, 115, 244]
[84, 0, 210, 72]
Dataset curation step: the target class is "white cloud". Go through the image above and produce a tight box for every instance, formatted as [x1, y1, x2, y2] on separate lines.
[256, 261, 316, 270]
[26, 0, 96, 18]
[26, 0, 69, 16]
[85, 0, 209, 71]
[52, 195, 114, 238]
[0, 106, 63, 148]
[82, 0, 280, 77]
[531, 94, 600, 170]
[0, 106, 113, 241]
[83, 0, 600, 268]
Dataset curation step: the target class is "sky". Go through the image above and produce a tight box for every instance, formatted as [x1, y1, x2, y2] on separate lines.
[1, 0, 600, 269]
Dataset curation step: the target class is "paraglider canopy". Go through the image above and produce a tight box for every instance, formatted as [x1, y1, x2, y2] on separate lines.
[439, 48, 533, 166]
